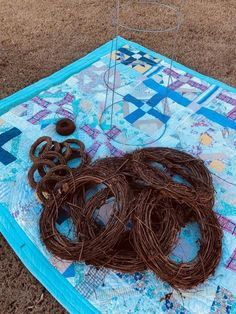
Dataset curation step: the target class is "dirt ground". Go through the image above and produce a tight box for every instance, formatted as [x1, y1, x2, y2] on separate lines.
[0, 0, 235, 312]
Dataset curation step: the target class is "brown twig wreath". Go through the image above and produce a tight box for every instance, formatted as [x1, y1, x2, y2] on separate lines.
[132, 189, 222, 289]
[39, 167, 133, 262]
[130, 147, 215, 224]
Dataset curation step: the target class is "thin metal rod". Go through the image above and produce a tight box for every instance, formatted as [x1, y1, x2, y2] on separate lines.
[102, 38, 115, 121]
[110, 0, 120, 128]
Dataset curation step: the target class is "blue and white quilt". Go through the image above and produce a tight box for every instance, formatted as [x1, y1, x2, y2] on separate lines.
[0, 37, 236, 314]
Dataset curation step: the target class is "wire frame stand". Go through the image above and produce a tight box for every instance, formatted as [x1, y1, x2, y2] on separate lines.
[99, 0, 183, 147]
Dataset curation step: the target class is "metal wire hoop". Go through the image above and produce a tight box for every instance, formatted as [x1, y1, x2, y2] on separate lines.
[116, 0, 183, 33]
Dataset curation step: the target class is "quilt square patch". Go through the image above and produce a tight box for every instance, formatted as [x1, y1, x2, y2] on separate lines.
[106, 44, 160, 74]
[150, 61, 211, 102]
[210, 286, 235, 313]
[122, 78, 193, 137]
[9, 91, 76, 128]
[200, 89, 236, 122]
[0, 126, 21, 166]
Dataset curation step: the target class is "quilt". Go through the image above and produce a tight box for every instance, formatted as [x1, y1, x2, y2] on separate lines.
[0, 37, 236, 314]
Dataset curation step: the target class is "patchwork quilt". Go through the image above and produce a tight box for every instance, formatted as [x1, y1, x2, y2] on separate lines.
[0, 37, 236, 314]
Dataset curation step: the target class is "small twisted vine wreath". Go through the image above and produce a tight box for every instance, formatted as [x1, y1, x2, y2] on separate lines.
[28, 136, 222, 290]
